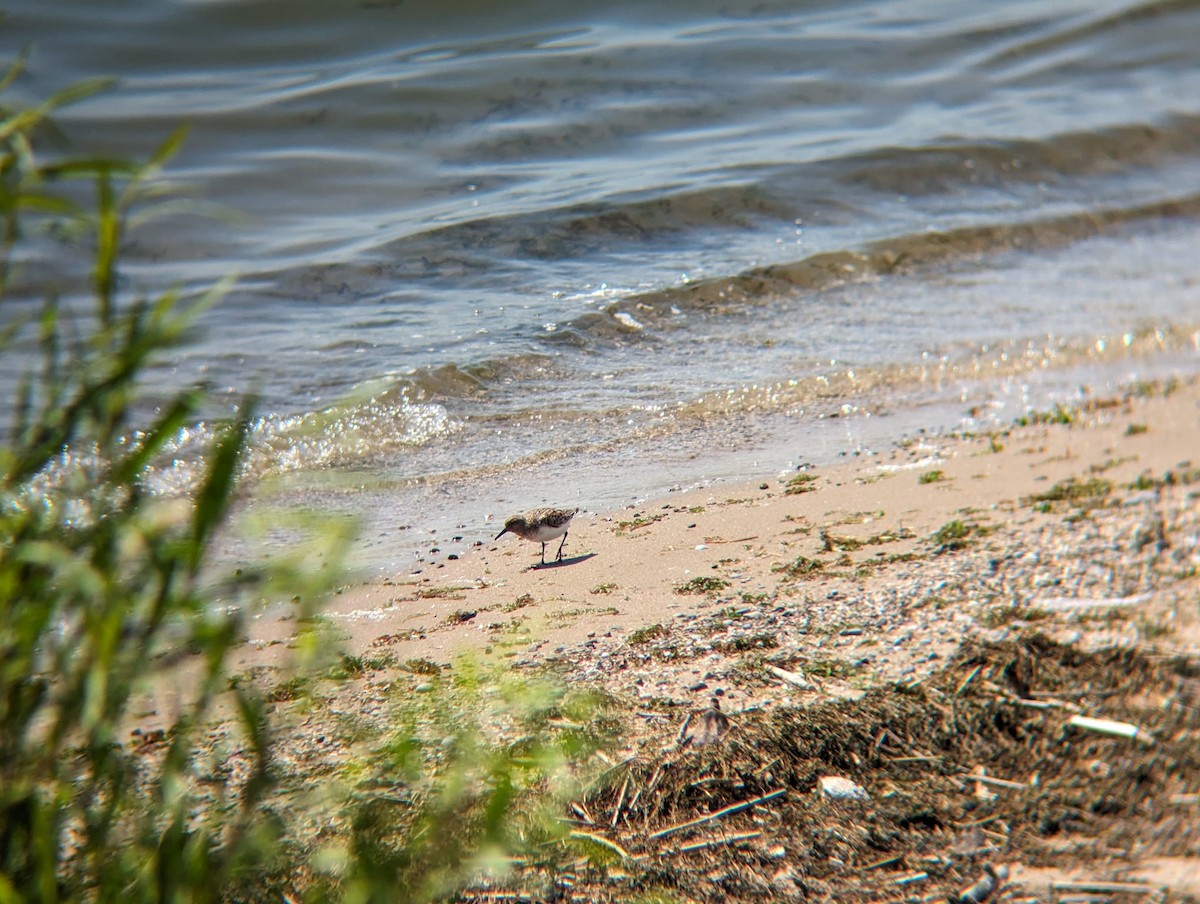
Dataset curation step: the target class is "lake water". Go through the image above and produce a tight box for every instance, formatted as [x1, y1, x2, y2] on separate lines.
[4, 0, 1200, 572]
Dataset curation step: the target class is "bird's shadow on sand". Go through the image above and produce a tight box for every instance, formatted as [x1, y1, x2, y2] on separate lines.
[527, 552, 596, 571]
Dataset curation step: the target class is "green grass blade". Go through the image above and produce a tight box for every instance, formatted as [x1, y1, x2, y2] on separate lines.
[189, 406, 253, 572]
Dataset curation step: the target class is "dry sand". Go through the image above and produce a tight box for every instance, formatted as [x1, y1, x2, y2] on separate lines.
[232, 376, 1200, 902]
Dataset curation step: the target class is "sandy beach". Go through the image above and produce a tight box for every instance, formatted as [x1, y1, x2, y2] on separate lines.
[229, 376, 1200, 902]
[262, 376, 1200, 688]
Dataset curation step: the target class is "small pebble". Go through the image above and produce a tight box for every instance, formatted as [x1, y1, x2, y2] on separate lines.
[817, 776, 869, 800]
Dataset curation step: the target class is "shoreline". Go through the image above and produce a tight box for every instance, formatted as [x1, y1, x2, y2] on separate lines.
[254, 375, 1200, 685]
[252, 339, 1200, 578]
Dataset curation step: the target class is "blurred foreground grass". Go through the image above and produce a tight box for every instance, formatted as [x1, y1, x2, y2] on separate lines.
[0, 58, 609, 903]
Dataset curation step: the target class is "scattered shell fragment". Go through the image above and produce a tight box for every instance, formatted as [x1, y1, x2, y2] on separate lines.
[817, 776, 869, 800]
[1067, 714, 1154, 745]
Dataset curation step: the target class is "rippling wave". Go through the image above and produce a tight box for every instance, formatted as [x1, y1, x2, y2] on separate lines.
[4, 0, 1200, 557]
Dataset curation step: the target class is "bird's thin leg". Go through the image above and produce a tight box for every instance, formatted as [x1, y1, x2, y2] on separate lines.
[540, 541, 547, 565]
[556, 532, 568, 561]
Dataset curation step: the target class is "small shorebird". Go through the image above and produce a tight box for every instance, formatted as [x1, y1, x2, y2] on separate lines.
[495, 507, 578, 565]
[691, 697, 730, 747]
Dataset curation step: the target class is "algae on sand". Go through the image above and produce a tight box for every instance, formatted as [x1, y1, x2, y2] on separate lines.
[465, 636, 1200, 903]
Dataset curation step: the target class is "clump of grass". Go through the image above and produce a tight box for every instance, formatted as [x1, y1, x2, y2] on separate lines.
[504, 593, 535, 611]
[0, 66, 366, 903]
[548, 605, 620, 625]
[628, 624, 668, 645]
[1, 64, 611, 904]
[919, 469, 945, 484]
[331, 652, 396, 679]
[371, 629, 419, 645]
[1165, 466, 1200, 485]
[417, 585, 467, 600]
[1091, 455, 1134, 474]
[773, 555, 825, 578]
[267, 677, 310, 703]
[821, 530, 863, 552]
[403, 658, 442, 675]
[931, 519, 993, 552]
[711, 633, 779, 654]
[1129, 471, 1158, 491]
[1128, 467, 1200, 491]
[674, 576, 730, 595]
[590, 582, 618, 595]
[1015, 403, 1075, 426]
[446, 609, 478, 624]
[799, 657, 864, 680]
[978, 606, 1053, 628]
[1128, 377, 1179, 398]
[614, 513, 665, 534]
[785, 472, 819, 495]
[1125, 423, 1148, 436]
[1136, 618, 1174, 640]
[1026, 476, 1112, 512]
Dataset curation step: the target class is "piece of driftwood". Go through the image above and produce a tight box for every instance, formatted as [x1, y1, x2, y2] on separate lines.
[1034, 593, 1150, 611]
[1017, 698, 1069, 710]
[964, 770, 1026, 791]
[767, 664, 813, 689]
[955, 665, 983, 696]
[647, 788, 787, 840]
[670, 830, 762, 855]
[676, 713, 694, 748]
[958, 864, 1008, 904]
[1050, 880, 1158, 897]
[860, 855, 903, 871]
[610, 774, 630, 828]
[753, 756, 782, 776]
[569, 802, 597, 825]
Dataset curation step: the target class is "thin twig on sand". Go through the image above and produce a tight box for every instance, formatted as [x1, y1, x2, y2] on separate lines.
[647, 789, 787, 841]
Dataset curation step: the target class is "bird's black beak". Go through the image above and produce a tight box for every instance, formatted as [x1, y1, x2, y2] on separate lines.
[495, 527, 508, 541]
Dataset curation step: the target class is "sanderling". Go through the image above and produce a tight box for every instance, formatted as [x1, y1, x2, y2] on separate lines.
[494, 507, 578, 565]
